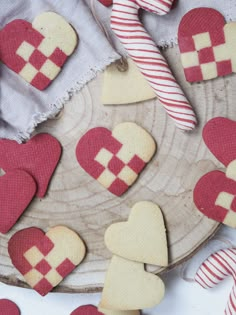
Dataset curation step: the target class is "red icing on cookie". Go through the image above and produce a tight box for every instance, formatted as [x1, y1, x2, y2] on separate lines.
[0, 299, 20, 315]
[0, 133, 62, 198]
[0, 170, 36, 234]
[193, 170, 236, 223]
[70, 305, 104, 315]
[178, 8, 234, 82]
[203, 117, 236, 166]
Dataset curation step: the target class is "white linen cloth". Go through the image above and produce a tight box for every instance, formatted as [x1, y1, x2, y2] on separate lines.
[1, 0, 236, 142]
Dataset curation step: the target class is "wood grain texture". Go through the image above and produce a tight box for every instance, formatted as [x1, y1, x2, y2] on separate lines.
[1, 45, 234, 293]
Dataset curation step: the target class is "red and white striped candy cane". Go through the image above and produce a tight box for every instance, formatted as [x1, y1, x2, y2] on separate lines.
[195, 248, 236, 315]
[111, 0, 197, 131]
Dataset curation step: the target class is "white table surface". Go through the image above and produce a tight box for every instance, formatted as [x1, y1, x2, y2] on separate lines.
[1, 225, 235, 315]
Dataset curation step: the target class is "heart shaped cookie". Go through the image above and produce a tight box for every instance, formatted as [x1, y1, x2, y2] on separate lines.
[0, 170, 36, 234]
[99, 255, 165, 310]
[203, 117, 236, 167]
[76, 122, 156, 196]
[71, 306, 104, 315]
[102, 58, 156, 105]
[105, 201, 168, 266]
[193, 163, 236, 227]
[178, 8, 236, 82]
[99, 308, 140, 315]
[0, 299, 20, 315]
[0, 12, 77, 90]
[8, 226, 86, 296]
[0, 133, 62, 198]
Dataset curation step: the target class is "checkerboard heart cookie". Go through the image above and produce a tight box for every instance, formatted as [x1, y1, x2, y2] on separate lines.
[0, 170, 36, 234]
[76, 123, 156, 196]
[99, 255, 165, 310]
[0, 299, 20, 315]
[0, 12, 77, 90]
[193, 162, 236, 228]
[0, 133, 62, 198]
[178, 8, 236, 82]
[8, 226, 86, 296]
[105, 201, 168, 266]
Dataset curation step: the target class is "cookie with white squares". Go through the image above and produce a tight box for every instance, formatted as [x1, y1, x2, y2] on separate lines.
[178, 7, 235, 82]
[0, 12, 78, 90]
[76, 122, 157, 196]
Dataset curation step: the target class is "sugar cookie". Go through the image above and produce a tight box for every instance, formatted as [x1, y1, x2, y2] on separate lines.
[76, 123, 156, 196]
[71, 305, 104, 315]
[178, 8, 236, 82]
[102, 58, 156, 105]
[105, 201, 168, 266]
[0, 12, 77, 90]
[203, 117, 236, 167]
[0, 170, 36, 234]
[99, 255, 165, 310]
[0, 299, 20, 315]
[8, 226, 86, 296]
[0, 133, 62, 197]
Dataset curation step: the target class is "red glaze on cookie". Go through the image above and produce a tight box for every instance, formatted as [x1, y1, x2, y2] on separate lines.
[203, 117, 236, 166]
[0, 299, 20, 315]
[71, 305, 104, 315]
[76, 124, 155, 196]
[0, 170, 36, 234]
[0, 133, 62, 198]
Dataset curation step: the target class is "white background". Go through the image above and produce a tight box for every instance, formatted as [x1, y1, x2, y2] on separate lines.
[1, 225, 236, 315]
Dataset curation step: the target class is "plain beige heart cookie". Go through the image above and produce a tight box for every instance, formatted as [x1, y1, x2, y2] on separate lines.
[99, 255, 165, 310]
[104, 201, 168, 266]
[99, 308, 140, 315]
[102, 58, 156, 105]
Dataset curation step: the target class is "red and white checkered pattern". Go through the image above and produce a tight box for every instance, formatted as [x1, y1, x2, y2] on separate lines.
[23, 236, 75, 296]
[0, 14, 77, 90]
[94, 146, 146, 194]
[76, 123, 156, 196]
[181, 31, 233, 82]
[178, 8, 236, 82]
[196, 248, 236, 315]
[16, 39, 67, 90]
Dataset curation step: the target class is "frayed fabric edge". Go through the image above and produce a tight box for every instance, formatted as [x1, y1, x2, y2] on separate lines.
[11, 54, 119, 143]
[158, 37, 178, 49]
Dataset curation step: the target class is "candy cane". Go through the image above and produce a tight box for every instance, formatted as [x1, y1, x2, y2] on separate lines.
[195, 248, 236, 315]
[111, 0, 197, 131]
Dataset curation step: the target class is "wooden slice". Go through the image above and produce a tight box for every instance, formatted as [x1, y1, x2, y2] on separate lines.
[1, 45, 233, 293]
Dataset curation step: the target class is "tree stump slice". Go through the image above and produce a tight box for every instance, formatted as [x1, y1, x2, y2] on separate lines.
[2, 45, 234, 293]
